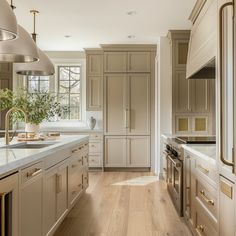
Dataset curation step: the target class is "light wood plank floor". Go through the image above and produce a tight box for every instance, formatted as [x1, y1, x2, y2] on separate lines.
[54, 172, 192, 236]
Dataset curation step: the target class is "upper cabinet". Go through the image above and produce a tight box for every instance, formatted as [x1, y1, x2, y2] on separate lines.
[104, 52, 127, 73]
[187, 0, 217, 78]
[85, 49, 103, 111]
[104, 50, 151, 73]
[128, 52, 151, 72]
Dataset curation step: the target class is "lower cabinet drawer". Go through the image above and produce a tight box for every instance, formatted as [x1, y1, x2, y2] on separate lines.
[195, 178, 218, 220]
[89, 142, 102, 153]
[89, 154, 102, 167]
[21, 162, 43, 184]
[195, 203, 217, 236]
[194, 158, 217, 186]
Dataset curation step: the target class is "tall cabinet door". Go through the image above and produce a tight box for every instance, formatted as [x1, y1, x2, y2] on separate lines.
[126, 136, 150, 167]
[104, 74, 127, 135]
[104, 136, 127, 167]
[128, 74, 150, 135]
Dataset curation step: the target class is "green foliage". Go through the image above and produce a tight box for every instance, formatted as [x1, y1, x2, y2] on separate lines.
[0, 89, 69, 125]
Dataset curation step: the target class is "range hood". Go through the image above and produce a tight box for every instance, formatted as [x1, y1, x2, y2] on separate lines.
[187, 58, 216, 79]
[186, 0, 217, 79]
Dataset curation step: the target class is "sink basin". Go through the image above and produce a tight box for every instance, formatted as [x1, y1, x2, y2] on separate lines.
[0, 141, 58, 149]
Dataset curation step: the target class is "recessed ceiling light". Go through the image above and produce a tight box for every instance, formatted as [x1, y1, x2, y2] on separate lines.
[64, 35, 71, 38]
[127, 35, 135, 39]
[127, 11, 137, 16]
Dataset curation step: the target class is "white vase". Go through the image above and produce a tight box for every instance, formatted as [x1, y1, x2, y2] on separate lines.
[25, 123, 40, 133]
[87, 117, 96, 130]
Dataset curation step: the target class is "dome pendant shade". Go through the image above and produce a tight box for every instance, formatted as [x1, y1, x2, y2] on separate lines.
[15, 49, 55, 76]
[0, 25, 39, 62]
[0, 0, 18, 41]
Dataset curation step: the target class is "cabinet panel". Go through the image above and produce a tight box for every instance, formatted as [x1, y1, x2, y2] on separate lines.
[104, 74, 127, 135]
[44, 169, 57, 235]
[56, 164, 68, 220]
[87, 76, 103, 110]
[174, 40, 189, 67]
[128, 52, 150, 72]
[104, 52, 127, 73]
[21, 175, 43, 236]
[174, 71, 192, 113]
[87, 54, 103, 75]
[105, 136, 126, 167]
[128, 74, 150, 135]
[0, 63, 12, 74]
[193, 79, 210, 112]
[127, 136, 150, 167]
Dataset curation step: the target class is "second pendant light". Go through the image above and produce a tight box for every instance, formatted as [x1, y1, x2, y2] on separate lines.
[15, 10, 55, 76]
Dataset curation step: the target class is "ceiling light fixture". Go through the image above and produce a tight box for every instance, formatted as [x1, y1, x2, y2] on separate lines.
[127, 35, 135, 39]
[0, 2, 39, 62]
[127, 11, 137, 16]
[64, 35, 72, 38]
[0, 0, 18, 41]
[15, 10, 55, 76]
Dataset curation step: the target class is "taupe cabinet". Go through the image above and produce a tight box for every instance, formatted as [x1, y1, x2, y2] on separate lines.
[104, 51, 151, 73]
[183, 150, 218, 236]
[18, 141, 89, 236]
[102, 45, 155, 169]
[104, 74, 150, 135]
[169, 30, 215, 135]
[85, 49, 103, 111]
[105, 136, 150, 167]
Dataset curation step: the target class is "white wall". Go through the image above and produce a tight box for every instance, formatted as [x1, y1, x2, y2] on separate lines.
[156, 37, 172, 176]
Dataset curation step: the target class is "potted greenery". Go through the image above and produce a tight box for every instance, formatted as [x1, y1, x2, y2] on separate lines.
[0, 89, 69, 133]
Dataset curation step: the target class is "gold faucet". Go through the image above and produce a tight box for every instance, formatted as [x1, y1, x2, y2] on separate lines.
[5, 107, 27, 145]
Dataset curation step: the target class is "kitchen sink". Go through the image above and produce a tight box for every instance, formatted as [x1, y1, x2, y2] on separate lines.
[0, 141, 58, 149]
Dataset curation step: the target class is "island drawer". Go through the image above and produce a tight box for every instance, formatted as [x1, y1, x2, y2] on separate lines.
[21, 162, 43, 184]
[195, 202, 217, 236]
[194, 158, 217, 186]
[195, 177, 218, 220]
[45, 149, 71, 170]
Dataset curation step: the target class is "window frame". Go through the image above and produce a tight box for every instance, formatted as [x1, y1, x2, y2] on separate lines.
[57, 65, 82, 121]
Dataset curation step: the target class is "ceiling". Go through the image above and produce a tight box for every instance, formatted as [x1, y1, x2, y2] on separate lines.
[13, 0, 196, 51]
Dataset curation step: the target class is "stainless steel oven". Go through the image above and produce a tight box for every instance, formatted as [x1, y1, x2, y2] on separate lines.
[165, 144, 183, 216]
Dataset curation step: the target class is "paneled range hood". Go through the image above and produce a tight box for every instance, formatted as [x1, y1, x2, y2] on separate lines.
[186, 0, 217, 79]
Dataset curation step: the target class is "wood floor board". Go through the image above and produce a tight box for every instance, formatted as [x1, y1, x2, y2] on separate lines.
[54, 172, 192, 236]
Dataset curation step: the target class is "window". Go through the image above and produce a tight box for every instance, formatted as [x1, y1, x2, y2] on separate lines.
[26, 65, 82, 120]
[27, 76, 51, 93]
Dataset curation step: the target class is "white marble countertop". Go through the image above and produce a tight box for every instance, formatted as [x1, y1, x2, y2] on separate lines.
[182, 144, 216, 164]
[0, 135, 89, 178]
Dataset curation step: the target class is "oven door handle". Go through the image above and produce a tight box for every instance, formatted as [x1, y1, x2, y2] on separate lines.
[168, 155, 182, 168]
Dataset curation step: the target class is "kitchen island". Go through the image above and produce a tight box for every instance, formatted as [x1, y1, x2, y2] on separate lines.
[0, 135, 89, 236]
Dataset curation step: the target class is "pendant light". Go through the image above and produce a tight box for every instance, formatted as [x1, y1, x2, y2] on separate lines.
[0, 2, 39, 62]
[0, 0, 18, 41]
[15, 10, 55, 76]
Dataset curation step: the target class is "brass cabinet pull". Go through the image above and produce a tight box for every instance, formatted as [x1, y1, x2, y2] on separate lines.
[197, 164, 209, 174]
[27, 168, 42, 178]
[219, 1, 235, 172]
[200, 190, 214, 206]
[72, 149, 78, 153]
[1, 193, 5, 236]
[78, 159, 82, 163]
[56, 174, 62, 194]
[71, 164, 77, 169]
[197, 225, 205, 233]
